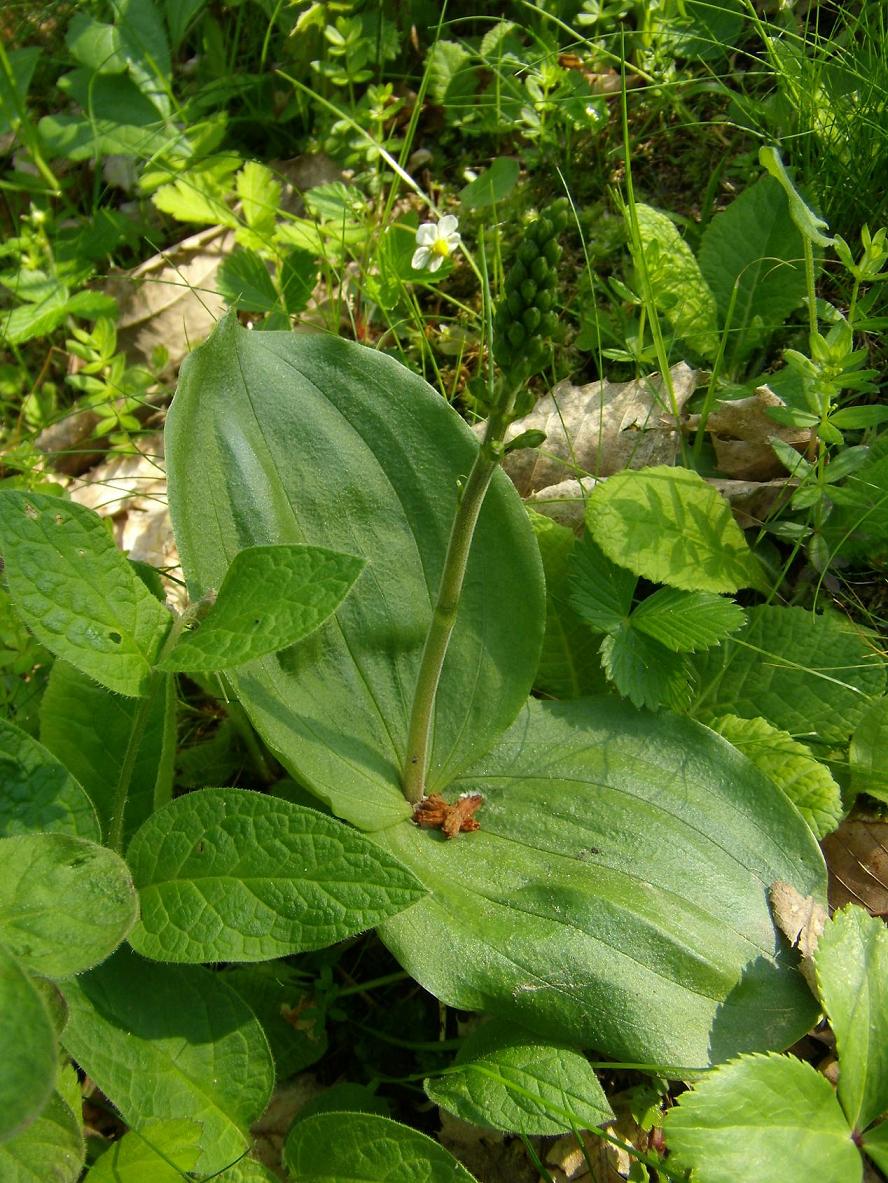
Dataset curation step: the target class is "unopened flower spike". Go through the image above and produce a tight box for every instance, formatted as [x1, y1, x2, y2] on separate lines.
[412, 214, 461, 272]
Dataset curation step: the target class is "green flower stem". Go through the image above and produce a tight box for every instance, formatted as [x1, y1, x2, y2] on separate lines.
[401, 398, 517, 804]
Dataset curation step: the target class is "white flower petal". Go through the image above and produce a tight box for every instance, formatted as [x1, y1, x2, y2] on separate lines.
[428, 255, 444, 272]
[411, 247, 431, 270]
[415, 223, 438, 246]
[438, 214, 459, 236]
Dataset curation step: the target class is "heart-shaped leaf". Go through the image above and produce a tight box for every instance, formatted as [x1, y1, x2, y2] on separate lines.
[60, 949, 274, 1176]
[377, 699, 825, 1067]
[165, 315, 544, 829]
[126, 788, 426, 962]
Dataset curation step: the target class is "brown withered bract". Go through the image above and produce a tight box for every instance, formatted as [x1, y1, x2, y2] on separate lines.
[413, 792, 484, 839]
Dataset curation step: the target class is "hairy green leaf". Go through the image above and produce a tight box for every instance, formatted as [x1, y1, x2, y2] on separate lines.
[0, 718, 99, 841]
[692, 606, 885, 745]
[126, 788, 426, 962]
[60, 950, 274, 1176]
[283, 1112, 479, 1182]
[631, 588, 746, 652]
[0, 941, 57, 1141]
[665, 1052, 860, 1183]
[165, 315, 544, 830]
[633, 204, 719, 360]
[159, 545, 364, 672]
[586, 466, 760, 593]
[708, 715, 843, 839]
[816, 906, 888, 1132]
[377, 698, 825, 1067]
[425, 1018, 612, 1135]
[0, 492, 170, 697]
[0, 834, 137, 978]
[0, 1089, 84, 1183]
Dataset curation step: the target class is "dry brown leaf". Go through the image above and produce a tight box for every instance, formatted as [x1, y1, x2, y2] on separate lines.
[478, 363, 698, 498]
[251, 1076, 324, 1180]
[66, 432, 183, 607]
[769, 880, 828, 990]
[687, 386, 813, 481]
[707, 477, 796, 529]
[821, 816, 888, 917]
[105, 154, 343, 375]
[437, 1111, 537, 1183]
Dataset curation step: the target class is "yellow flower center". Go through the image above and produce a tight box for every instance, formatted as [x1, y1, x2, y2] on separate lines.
[431, 237, 451, 258]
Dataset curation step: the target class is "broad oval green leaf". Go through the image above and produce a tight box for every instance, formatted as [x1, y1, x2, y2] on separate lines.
[60, 949, 274, 1176]
[40, 661, 176, 843]
[586, 466, 760, 593]
[665, 1053, 861, 1183]
[424, 1018, 612, 1135]
[159, 545, 365, 672]
[692, 605, 886, 745]
[0, 941, 57, 1141]
[377, 698, 825, 1067]
[698, 176, 806, 365]
[0, 492, 170, 697]
[126, 787, 426, 962]
[0, 834, 137, 978]
[283, 1112, 479, 1182]
[0, 1089, 84, 1183]
[0, 718, 99, 841]
[165, 316, 544, 830]
[815, 906, 888, 1133]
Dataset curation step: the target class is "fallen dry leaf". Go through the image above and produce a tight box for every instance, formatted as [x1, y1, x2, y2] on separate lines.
[687, 385, 813, 481]
[438, 1111, 537, 1183]
[66, 431, 183, 607]
[769, 880, 828, 989]
[478, 363, 698, 498]
[820, 815, 888, 917]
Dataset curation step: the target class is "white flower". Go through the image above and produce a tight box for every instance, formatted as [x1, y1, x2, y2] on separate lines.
[411, 214, 460, 272]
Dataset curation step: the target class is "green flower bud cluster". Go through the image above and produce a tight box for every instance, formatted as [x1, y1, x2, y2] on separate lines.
[493, 197, 570, 381]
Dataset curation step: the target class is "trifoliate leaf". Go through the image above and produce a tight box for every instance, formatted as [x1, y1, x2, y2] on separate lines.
[568, 531, 636, 632]
[665, 1053, 860, 1183]
[600, 623, 692, 711]
[631, 588, 746, 652]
